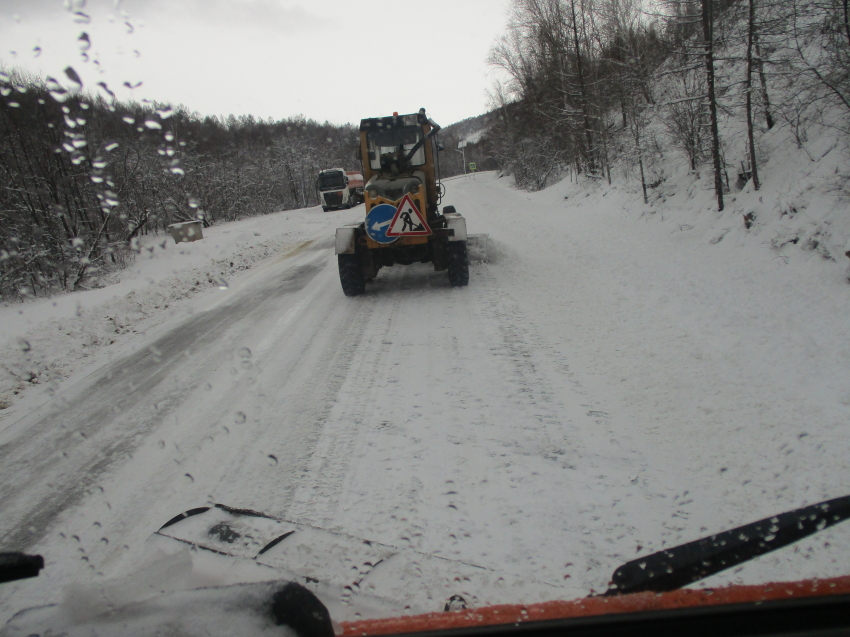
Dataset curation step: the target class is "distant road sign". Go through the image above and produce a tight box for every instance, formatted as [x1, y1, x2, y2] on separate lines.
[469, 162, 477, 171]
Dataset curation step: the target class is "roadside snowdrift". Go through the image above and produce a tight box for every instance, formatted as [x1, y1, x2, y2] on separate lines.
[0, 206, 353, 417]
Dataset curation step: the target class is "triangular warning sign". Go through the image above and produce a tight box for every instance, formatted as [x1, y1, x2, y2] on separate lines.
[386, 194, 432, 237]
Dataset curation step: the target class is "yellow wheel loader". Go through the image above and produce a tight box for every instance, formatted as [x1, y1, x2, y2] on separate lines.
[334, 109, 468, 296]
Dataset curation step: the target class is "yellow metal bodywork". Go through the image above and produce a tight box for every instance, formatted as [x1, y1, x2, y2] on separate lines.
[358, 119, 438, 217]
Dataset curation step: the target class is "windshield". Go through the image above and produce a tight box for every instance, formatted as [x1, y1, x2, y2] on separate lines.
[2, 0, 850, 635]
[367, 125, 425, 170]
[318, 172, 345, 191]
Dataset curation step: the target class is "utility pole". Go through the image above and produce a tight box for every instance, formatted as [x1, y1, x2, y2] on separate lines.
[456, 140, 467, 174]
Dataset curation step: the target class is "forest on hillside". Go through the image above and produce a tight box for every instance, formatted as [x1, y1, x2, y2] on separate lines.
[481, 0, 850, 203]
[0, 72, 359, 300]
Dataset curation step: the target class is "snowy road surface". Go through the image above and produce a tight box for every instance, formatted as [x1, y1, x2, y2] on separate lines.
[2, 173, 849, 623]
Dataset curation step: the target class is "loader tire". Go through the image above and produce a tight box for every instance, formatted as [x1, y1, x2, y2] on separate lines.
[446, 241, 469, 287]
[322, 206, 329, 212]
[338, 254, 365, 296]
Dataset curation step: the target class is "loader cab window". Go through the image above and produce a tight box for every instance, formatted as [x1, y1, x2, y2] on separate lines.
[318, 172, 346, 191]
[367, 125, 425, 171]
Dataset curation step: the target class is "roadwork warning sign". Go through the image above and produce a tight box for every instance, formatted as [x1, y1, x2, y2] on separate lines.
[386, 194, 432, 237]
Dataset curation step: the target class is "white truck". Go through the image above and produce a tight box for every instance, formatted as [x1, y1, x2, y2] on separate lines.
[317, 169, 364, 211]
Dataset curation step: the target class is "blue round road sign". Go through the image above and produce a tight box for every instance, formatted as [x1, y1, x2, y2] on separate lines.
[365, 204, 398, 244]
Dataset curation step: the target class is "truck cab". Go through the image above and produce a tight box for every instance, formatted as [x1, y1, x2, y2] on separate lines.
[317, 168, 362, 211]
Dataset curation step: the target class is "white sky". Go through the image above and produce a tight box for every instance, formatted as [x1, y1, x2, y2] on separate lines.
[0, 0, 512, 126]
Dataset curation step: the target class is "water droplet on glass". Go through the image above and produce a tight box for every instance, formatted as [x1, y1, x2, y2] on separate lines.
[183, 473, 194, 484]
[164, 131, 175, 142]
[158, 440, 166, 449]
[238, 347, 251, 359]
[170, 166, 185, 176]
[234, 411, 246, 424]
[122, 116, 134, 124]
[123, 80, 142, 89]
[78, 32, 91, 51]
[215, 277, 228, 289]
[156, 107, 173, 119]
[144, 120, 162, 130]
[104, 141, 119, 151]
[100, 537, 109, 546]
[188, 196, 200, 209]
[33, 46, 42, 57]
[267, 454, 278, 466]
[64, 66, 83, 89]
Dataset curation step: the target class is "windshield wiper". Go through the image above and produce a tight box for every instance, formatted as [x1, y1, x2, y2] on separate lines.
[605, 494, 850, 596]
[0, 552, 44, 584]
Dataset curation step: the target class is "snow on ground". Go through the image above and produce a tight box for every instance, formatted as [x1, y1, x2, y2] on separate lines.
[0, 205, 354, 415]
[2, 159, 850, 632]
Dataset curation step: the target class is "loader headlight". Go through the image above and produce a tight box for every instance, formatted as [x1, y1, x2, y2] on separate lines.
[407, 183, 420, 195]
[367, 187, 379, 199]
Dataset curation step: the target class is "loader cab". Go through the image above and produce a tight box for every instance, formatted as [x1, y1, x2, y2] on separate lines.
[359, 111, 439, 217]
[366, 125, 426, 173]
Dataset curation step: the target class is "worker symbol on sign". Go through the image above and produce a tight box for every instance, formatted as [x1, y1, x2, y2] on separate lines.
[386, 194, 432, 237]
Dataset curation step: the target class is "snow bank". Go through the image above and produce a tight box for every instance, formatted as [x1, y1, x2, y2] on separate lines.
[0, 205, 353, 416]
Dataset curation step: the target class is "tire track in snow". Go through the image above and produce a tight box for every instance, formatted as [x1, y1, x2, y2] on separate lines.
[0, 245, 330, 551]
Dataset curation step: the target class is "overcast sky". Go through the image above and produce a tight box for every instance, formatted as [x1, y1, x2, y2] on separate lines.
[0, 0, 512, 126]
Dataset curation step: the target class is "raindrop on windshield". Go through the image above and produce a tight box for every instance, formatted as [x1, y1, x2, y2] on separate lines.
[234, 412, 246, 424]
[183, 473, 194, 484]
[188, 196, 200, 209]
[215, 277, 228, 289]
[63, 66, 83, 89]
[267, 455, 278, 466]
[156, 107, 174, 119]
[144, 120, 162, 130]
[77, 32, 91, 51]
[238, 347, 251, 359]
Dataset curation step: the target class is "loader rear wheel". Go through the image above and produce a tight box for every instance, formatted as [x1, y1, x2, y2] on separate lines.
[446, 241, 469, 287]
[338, 254, 365, 296]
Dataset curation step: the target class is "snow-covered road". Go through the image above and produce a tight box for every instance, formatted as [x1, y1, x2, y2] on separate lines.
[2, 172, 849, 625]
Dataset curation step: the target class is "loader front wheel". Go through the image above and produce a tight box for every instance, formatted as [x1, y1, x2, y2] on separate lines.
[446, 241, 469, 287]
[338, 254, 366, 296]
